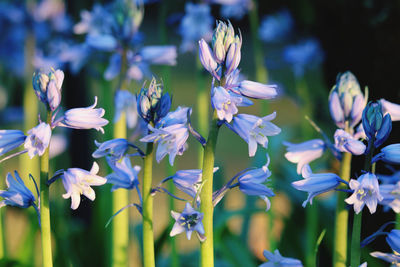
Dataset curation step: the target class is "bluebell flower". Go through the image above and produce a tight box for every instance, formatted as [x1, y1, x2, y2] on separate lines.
[92, 138, 130, 162]
[156, 106, 190, 128]
[62, 162, 107, 210]
[179, 3, 213, 52]
[380, 98, 400, 121]
[170, 202, 205, 241]
[292, 165, 342, 207]
[106, 157, 140, 191]
[370, 252, 400, 266]
[59, 97, 109, 133]
[328, 71, 367, 129]
[33, 69, 64, 109]
[0, 171, 35, 209]
[373, 144, 400, 164]
[283, 139, 326, 174]
[283, 39, 323, 77]
[345, 173, 383, 214]
[386, 229, 400, 253]
[140, 123, 189, 166]
[224, 33, 242, 77]
[212, 86, 252, 122]
[230, 112, 281, 157]
[379, 182, 400, 213]
[198, 38, 219, 80]
[237, 155, 275, 211]
[114, 90, 138, 129]
[0, 130, 26, 156]
[362, 101, 392, 149]
[334, 129, 366, 155]
[219, 0, 252, 20]
[259, 9, 293, 43]
[236, 80, 278, 100]
[24, 123, 52, 159]
[259, 249, 303, 267]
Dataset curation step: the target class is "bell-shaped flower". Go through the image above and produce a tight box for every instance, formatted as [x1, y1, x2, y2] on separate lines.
[386, 229, 400, 254]
[237, 80, 278, 100]
[230, 112, 281, 157]
[198, 39, 219, 80]
[283, 139, 325, 174]
[292, 165, 342, 207]
[140, 124, 189, 166]
[170, 202, 205, 241]
[362, 101, 392, 149]
[373, 144, 400, 164]
[92, 138, 130, 162]
[212, 86, 252, 122]
[259, 249, 303, 267]
[328, 71, 366, 129]
[370, 251, 400, 266]
[24, 123, 52, 159]
[114, 90, 138, 129]
[379, 182, 400, 213]
[0, 130, 26, 156]
[60, 97, 109, 133]
[237, 155, 275, 211]
[334, 129, 366, 155]
[62, 162, 107, 210]
[380, 98, 400, 121]
[345, 172, 383, 214]
[106, 157, 140, 191]
[156, 106, 190, 128]
[0, 171, 35, 208]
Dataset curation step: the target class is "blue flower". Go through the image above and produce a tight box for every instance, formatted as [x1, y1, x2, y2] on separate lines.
[0, 130, 26, 156]
[198, 38, 219, 80]
[170, 169, 203, 199]
[230, 112, 281, 157]
[86, 34, 117, 52]
[139, 45, 177, 66]
[92, 138, 130, 162]
[328, 71, 367, 129]
[370, 252, 400, 266]
[362, 101, 392, 149]
[292, 165, 342, 207]
[0, 171, 35, 209]
[283, 139, 325, 174]
[237, 80, 278, 100]
[386, 229, 400, 253]
[259, 249, 303, 267]
[212, 86, 252, 122]
[24, 123, 52, 159]
[379, 182, 400, 213]
[170, 202, 205, 241]
[59, 97, 109, 133]
[345, 173, 383, 214]
[237, 155, 275, 211]
[156, 106, 190, 128]
[380, 98, 400, 122]
[373, 144, 400, 164]
[62, 162, 107, 210]
[114, 90, 138, 129]
[259, 9, 293, 43]
[140, 124, 189, 166]
[106, 157, 140, 191]
[334, 129, 366, 155]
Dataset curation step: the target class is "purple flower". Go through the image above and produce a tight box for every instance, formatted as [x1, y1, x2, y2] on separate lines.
[59, 97, 109, 133]
[24, 123, 52, 158]
[292, 165, 341, 207]
[0, 171, 35, 209]
[92, 138, 130, 162]
[380, 98, 400, 122]
[230, 112, 281, 157]
[237, 80, 278, 100]
[283, 139, 325, 174]
[0, 130, 26, 156]
[170, 202, 205, 241]
[259, 249, 303, 267]
[106, 157, 140, 191]
[345, 173, 383, 214]
[198, 38, 219, 79]
[334, 129, 366, 155]
[212, 86, 252, 122]
[62, 162, 107, 210]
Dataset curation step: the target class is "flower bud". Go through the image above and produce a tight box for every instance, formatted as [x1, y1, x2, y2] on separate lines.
[198, 39, 218, 78]
[225, 35, 242, 76]
[362, 101, 392, 149]
[32, 69, 64, 110]
[137, 78, 169, 123]
[32, 72, 49, 103]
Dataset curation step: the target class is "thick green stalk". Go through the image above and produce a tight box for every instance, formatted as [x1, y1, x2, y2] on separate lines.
[143, 142, 155, 267]
[333, 151, 352, 267]
[306, 203, 318, 267]
[350, 213, 362, 267]
[40, 111, 53, 267]
[200, 112, 220, 267]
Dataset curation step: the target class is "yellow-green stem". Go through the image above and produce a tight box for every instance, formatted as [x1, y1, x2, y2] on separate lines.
[143, 141, 155, 267]
[333, 151, 352, 267]
[200, 111, 220, 267]
[40, 111, 53, 267]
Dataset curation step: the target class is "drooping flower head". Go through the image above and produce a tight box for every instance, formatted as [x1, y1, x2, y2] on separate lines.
[106, 157, 140, 191]
[170, 202, 205, 241]
[0, 171, 36, 209]
[92, 138, 130, 162]
[62, 162, 107, 210]
[334, 129, 366, 155]
[373, 144, 400, 165]
[259, 249, 303, 267]
[345, 172, 383, 214]
[0, 130, 26, 156]
[362, 101, 392, 149]
[24, 122, 52, 159]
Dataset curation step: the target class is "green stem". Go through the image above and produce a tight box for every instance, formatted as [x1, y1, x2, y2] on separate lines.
[143, 141, 155, 267]
[333, 151, 352, 267]
[350, 213, 362, 267]
[306, 203, 318, 267]
[200, 111, 220, 267]
[40, 111, 53, 267]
